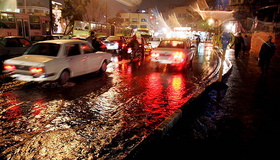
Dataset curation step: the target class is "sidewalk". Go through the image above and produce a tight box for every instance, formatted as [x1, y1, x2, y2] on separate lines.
[132, 49, 280, 159]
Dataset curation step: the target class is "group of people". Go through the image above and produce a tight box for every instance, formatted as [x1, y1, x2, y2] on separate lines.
[232, 33, 276, 73]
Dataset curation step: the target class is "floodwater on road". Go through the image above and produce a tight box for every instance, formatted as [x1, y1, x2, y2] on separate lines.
[0, 43, 221, 159]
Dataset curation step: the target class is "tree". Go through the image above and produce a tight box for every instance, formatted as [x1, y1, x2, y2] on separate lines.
[62, 0, 90, 34]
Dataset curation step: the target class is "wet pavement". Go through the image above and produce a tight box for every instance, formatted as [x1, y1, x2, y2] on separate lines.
[131, 49, 280, 159]
[0, 43, 226, 159]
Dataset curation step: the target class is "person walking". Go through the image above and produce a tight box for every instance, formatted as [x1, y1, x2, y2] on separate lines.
[258, 35, 276, 73]
[86, 31, 101, 52]
[243, 35, 249, 54]
[232, 32, 245, 58]
[86, 31, 95, 45]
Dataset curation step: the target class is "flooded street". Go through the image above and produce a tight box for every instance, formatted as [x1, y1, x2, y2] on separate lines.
[0, 43, 222, 159]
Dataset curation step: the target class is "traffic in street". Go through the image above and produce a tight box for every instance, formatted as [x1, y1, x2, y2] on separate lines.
[0, 43, 225, 159]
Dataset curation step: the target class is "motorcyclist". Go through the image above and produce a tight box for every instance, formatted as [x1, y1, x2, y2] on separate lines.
[130, 35, 139, 52]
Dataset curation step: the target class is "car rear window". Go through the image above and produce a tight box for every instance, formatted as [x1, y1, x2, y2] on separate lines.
[158, 40, 184, 49]
[26, 43, 60, 57]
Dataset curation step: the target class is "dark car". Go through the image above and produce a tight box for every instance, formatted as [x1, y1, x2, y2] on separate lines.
[0, 36, 32, 73]
[103, 36, 126, 53]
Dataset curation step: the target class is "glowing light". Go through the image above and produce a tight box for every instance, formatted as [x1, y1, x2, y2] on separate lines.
[4, 64, 16, 71]
[30, 67, 44, 73]
[208, 18, 214, 25]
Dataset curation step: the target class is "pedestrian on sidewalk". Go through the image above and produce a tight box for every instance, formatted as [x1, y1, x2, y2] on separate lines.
[243, 35, 250, 54]
[258, 35, 276, 73]
[232, 32, 245, 58]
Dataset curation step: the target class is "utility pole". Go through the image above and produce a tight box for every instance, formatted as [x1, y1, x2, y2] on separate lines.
[24, 0, 27, 13]
[49, 0, 53, 35]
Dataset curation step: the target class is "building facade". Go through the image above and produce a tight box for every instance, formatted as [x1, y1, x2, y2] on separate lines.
[119, 12, 150, 29]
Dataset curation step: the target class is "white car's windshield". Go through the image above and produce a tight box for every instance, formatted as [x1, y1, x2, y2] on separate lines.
[158, 40, 184, 49]
[26, 43, 60, 56]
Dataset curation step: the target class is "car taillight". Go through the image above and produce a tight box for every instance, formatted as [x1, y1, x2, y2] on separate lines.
[172, 52, 184, 62]
[29, 67, 44, 73]
[4, 64, 16, 71]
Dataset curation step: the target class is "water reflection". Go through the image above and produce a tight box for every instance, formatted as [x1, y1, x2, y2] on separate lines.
[1, 92, 23, 123]
[0, 49, 221, 159]
[141, 72, 193, 127]
[168, 74, 186, 105]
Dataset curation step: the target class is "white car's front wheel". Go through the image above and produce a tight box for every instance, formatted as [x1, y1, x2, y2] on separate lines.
[99, 61, 107, 73]
[58, 70, 70, 85]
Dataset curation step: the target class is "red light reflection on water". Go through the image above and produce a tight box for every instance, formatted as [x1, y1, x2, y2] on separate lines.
[1, 92, 47, 122]
[142, 73, 189, 126]
[4, 105, 22, 122]
[1, 92, 23, 122]
[30, 100, 47, 117]
[167, 74, 186, 106]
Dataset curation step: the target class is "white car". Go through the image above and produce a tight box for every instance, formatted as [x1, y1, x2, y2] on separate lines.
[3, 40, 112, 84]
[150, 39, 195, 67]
[148, 37, 162, 48]
[103, 36, 126, 53]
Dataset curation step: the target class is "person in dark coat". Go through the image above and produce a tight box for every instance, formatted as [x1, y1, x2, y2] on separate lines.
[258, 35, 276, 73]
[233, 32, 245, 58]
[86, 31, 101, 52]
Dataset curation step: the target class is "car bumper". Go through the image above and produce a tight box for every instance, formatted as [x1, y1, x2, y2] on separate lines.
[151, 59, 173, 64]
[10, 73, 57, 82]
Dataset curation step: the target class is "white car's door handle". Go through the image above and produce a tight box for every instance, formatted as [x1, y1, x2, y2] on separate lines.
[66, 58, 72, 61]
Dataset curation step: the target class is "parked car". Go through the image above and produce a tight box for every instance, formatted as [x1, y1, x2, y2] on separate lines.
[0, 36, 32, 57]
[103, 36, 126, 53]
[149, 39, 195, 69]
[3, 40, 112, 84]
[0, 36, 32, 73]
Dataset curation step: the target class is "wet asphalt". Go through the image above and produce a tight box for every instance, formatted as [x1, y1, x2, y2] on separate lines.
[131, 49, 280, 159]
[0, 43, 222, 159]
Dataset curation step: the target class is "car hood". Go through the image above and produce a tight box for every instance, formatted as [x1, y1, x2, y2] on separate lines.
[5, 55, 55, 65]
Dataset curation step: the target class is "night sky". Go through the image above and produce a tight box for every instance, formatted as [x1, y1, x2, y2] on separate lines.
[138, 0, 187, 11]
[16, 0, 194, 17]
[18, 0, 188, 12]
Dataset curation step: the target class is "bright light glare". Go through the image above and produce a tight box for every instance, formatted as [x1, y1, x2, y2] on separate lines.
[30, 67, 44, 73]
[4, 65, 16, 70]
[208, 19, 214, 25]
[226, 23, 232, 30]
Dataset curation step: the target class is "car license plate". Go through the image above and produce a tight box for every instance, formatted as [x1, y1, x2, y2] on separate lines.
[15, 74, 32, 81]
[160, 60, 172, 64]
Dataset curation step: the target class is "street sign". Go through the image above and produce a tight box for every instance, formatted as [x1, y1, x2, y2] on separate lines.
[217, 32, 235, 50]
[217, 32, 234, 83]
